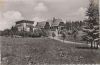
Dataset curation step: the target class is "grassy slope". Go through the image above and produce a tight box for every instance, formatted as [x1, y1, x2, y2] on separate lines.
[1, 37, 100, 65]
[58, 31, 86, 43]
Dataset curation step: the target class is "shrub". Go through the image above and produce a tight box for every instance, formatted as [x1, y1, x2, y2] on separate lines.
[61, 33, 66, 43]
[52, 32, 56, 39]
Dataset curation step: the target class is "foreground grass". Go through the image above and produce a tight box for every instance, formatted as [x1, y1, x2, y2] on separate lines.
[1, 37, 100, 65]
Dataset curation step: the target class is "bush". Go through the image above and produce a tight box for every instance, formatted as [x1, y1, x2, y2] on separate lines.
[40, 29, 49, 37]
[32, 29, 41, 37]
[61, 33, 66, 43]
[1, 28, 49, 38]
[52, 32, 56, 39]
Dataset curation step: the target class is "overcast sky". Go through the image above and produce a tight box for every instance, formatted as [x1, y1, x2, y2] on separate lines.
[0, 0, 91, 30]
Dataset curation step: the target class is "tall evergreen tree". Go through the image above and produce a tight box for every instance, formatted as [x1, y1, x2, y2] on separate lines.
[82, 0, 99, 48]
[44, 22, 50, 29]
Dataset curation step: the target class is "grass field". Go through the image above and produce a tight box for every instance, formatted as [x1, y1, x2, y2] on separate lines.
[57, 31, 86, 43]
[1, 36, 100, 65]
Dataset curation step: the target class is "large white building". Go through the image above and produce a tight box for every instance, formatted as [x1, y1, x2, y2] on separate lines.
[15, 20, 34, 32]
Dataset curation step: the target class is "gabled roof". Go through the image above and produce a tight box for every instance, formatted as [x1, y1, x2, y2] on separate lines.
[16, 20, 34, 24]
[35, 18, 64, 28]
[46, 18, 63, 27]
[51, 19, 63, 26]
[35, 21, 46, 28]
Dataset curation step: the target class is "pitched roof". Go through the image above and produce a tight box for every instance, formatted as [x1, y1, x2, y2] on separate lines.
[35, 21, 46, 28]
[51, 19, 63, 26]
[46, 18, 63, 27]
[35, 18, 64, 28]
[16, 20, 34, 24]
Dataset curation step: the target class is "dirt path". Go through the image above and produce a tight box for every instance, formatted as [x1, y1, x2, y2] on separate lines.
[49, 36, 100, 48]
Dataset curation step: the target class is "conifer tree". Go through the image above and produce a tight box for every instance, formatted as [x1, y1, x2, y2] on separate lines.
[82, 0, 99, 48]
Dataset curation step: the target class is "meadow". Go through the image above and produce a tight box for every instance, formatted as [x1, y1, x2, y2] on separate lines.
[1, 36, 100, 65]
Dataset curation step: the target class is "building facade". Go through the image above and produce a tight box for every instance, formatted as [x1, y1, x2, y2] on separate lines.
[15, 20, 34, 32]
[50, 18, 65, 31]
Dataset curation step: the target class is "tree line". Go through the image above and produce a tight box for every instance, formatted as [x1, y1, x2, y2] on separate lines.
[65, 21, 85, 31]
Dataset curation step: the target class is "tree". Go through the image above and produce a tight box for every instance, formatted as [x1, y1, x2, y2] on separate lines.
[65, 22, 69, 30]
[11, 26, 18, 37]
[44, 22, 50, 30]
[52, 32, 56, 39]
[82, 0, 99, 49]
[33, 29, 41, 37]
[72, 29, 78, 41]
[41, 29, 48, 37]
[61, 33, 66, 43]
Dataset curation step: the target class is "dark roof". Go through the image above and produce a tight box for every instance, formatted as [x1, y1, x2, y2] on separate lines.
[59, 22, 65, 26]
[16, 20, 34, 24]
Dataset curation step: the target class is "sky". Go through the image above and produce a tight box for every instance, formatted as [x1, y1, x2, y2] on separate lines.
[0, 0, 95, 30]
